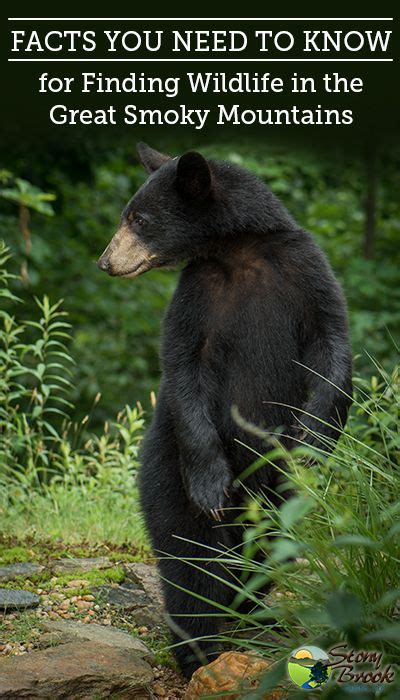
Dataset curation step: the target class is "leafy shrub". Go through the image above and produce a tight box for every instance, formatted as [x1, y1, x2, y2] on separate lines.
[0, 242, 146, 544]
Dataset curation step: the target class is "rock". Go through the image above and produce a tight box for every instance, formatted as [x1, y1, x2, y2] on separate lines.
[0, 562, 44, 582]
[0, 641, 153, 698]
[131, 605, 163, 628]
[66, 579, 90, 588]
[185, 651, 278, 699]
[41, 619, 155, 663]
[91, 584, 149, 609]
[91, 583, 163, 627]
[52, 557, 112, 574]
[0, 588, 40, 610]
[117, 581, 143, 592]
[124, 562, 164, 607]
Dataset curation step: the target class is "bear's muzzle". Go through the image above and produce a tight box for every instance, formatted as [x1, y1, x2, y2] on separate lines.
[97, 224, 156, 278]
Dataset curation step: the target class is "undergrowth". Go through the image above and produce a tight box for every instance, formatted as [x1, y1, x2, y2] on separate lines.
[0, 242, 147, 546]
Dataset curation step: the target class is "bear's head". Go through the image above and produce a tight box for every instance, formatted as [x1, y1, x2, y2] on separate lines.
[97, 143, 215, 278]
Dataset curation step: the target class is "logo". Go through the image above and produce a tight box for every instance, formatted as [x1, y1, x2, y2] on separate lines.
[288, 645, 332, 689]
[329, 644, 395, 685]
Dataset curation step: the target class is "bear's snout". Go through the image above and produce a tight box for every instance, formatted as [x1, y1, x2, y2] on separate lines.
[97, 255, 110, 272]
[97, 225, 156, 278]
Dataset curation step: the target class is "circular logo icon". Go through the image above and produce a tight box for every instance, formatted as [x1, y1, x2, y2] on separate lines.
[288, 645, 332, 689]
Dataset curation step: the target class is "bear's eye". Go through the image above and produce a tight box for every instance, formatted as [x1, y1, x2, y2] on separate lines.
[135, 214, 146, 227]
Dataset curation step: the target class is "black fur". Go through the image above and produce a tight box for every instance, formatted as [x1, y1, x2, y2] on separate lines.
[121, 145, 352, 677]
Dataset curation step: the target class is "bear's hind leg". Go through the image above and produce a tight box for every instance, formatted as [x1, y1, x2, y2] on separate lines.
[140, 409, 237, 679]
[158, 520, 237, 679]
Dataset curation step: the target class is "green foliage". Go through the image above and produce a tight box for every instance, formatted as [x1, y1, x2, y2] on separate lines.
[0, 243, 146, 545]
[0, 173, 56, 216]
[0, 545, 33, 565]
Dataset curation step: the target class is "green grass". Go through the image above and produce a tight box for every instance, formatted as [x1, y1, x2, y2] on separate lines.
[0, 485, 147, 547]
[0, 539, 151, 566]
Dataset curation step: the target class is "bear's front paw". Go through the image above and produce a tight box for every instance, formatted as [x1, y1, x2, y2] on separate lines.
[186, 457, 233, 521]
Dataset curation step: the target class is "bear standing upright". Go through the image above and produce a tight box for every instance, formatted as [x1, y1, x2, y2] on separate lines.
[98, 143, 352, 678]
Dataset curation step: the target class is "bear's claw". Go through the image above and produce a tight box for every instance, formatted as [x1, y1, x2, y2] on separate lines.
[210, 508, 223, 522]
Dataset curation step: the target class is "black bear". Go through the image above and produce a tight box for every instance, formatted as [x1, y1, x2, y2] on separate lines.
[98, 143, 352, 678]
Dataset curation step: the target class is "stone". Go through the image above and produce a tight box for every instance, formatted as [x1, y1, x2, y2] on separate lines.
[117, 581, 142, 592]
[185, 651, 280, 700]
[0, 562, 44, 582]
[123, 562, 163, 606]
[52, 556, 112, 574]
[91, 584, 150, 609]
[66, 579, 90, 588]
[0, 641, 153, 698]
[41, 619, 155, 663]
[0, 588, 40, 610]
[131, 605, 163, 628]
[91, 583, 163, 627]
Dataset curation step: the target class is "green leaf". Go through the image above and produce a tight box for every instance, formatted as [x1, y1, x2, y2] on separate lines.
[279, 495, 313, 530]
[326, 592, 363, 632]
[36, 363, 46, 379]
[0, 178, 56, 215]
[270, 538, 303, 562]
[365, 624, 400, 642]
[31, 406, 42, 419]
[386, 522, 400, 540]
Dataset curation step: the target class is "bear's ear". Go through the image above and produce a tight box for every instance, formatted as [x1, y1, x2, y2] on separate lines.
[137, 142, 171, 174]
[176, 152, 211, 201]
